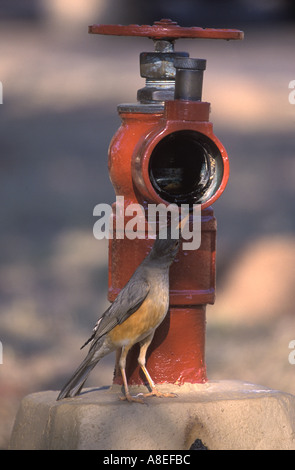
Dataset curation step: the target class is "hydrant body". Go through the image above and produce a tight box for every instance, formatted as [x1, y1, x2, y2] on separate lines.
[89, 19, 243, 386]
[108, 106, 218, 384]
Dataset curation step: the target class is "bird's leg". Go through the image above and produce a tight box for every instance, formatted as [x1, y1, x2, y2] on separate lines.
[137, 335, 177, 399]
[118, 346, 145, 404]
[139, 364, 177, 399]
[114, 347, 121, 377]
[119, 367, 145, 404]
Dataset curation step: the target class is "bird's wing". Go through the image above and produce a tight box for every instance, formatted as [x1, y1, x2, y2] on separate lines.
[81, 275, 150, 349]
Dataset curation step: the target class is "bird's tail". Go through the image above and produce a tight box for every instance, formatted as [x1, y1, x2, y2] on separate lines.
[57, 353, 98, 400]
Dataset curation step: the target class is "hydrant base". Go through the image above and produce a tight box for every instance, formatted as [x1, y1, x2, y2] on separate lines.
[9, 380, 295, 450]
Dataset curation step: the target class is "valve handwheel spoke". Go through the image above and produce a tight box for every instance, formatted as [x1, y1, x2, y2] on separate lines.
[89, 18, 244, 41]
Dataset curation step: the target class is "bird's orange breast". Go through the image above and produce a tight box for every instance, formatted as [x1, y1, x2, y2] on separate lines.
[108, 295, 168, 347]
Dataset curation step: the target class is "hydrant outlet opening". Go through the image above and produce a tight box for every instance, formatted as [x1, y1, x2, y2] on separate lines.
[148, 130, 223, 205]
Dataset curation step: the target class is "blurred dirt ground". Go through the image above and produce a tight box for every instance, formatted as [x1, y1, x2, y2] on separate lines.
[0, 12, 295, 449]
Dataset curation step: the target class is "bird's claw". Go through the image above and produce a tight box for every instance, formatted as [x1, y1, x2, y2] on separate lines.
[138, 389, 178, 399]
[119, 394, 145, 404]
[119, 388, 177, 403]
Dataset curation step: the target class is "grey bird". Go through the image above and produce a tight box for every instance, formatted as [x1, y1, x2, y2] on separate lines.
[57, 231, 180, 403]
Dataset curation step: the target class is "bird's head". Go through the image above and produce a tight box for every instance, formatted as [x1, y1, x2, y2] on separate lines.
[148, 230, 180, 264]
[147, 213, 189, 265]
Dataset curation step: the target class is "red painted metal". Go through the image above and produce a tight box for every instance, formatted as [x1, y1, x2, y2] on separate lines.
[109, 103, 218, 385]
[90, 19, 241, 387]
[110, 209, 215, 385]
[89, 18, 244, 41]
[132, 100, 230, 210]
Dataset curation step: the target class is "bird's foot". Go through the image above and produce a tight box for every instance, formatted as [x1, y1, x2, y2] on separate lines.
[119, 393, 145, 404]
[139, 388, 177, 399]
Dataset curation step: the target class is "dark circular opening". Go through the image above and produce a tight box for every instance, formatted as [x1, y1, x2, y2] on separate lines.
[148, 130, 223, 205]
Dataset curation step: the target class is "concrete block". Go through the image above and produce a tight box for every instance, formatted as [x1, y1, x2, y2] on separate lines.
[9, 380, 295, 450]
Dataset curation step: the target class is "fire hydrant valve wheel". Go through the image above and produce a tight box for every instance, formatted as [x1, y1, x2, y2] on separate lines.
[89, 18, 244, 41]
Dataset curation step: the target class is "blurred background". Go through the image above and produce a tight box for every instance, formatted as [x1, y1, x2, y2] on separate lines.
[0, 0, 295, 449]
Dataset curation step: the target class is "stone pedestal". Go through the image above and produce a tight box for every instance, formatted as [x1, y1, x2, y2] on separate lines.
[9, 380, 295, 450]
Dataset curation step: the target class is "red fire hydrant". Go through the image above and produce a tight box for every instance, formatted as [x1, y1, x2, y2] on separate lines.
[89, 19, 243, 386]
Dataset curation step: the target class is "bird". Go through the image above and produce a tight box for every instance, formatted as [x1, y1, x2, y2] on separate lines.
[57, 228, 180, 403]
